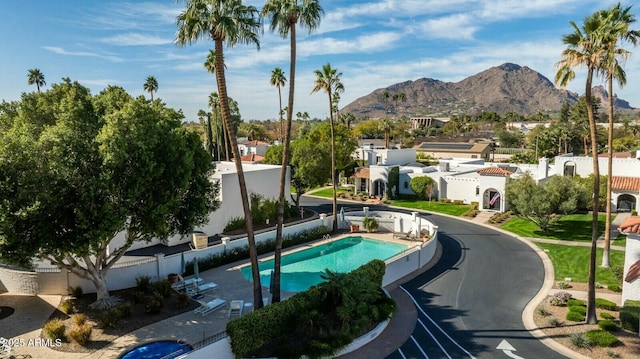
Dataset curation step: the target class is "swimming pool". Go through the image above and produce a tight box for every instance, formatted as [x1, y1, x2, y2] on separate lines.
[117, 339, 192, 359]
[240, 236, 409, 292]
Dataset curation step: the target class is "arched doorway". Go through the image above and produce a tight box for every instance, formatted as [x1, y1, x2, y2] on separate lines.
[617, 194, 636, 212]
[372, 179, 386, 197]
[483, 188, 501, 211]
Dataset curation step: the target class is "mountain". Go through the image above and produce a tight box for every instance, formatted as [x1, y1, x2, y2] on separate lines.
[342, 63, 636, 118]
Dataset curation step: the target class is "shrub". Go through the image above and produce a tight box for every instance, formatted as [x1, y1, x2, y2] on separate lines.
[145, 293, 164, 314]
[452, 199, 464, 205]
[60, 299, 74, 315]
[116, 302, 132, 318]
[610, 265, 624, 283]
[224, 216, 246, 232]
[567, 299, 584, 307]
[176, 292, 191, 309]
[607, 284, 622, 293]
[598, 320, 618, 332]
[98, 309, 121, 329]
[548, 291, 571, 306]
[547, 316, 561, 327]
[569, 305, 587, 315]
[585, 330, 619, 347]
[362, 216, 379, 232]
[72, 313, 87, 326]
[135, 275, 152, 293]
[596, 298, 617, 311]
[600, 312, 615, 320]
[569, 333, 592, 349]
[154, 279, 173, 298]
[620, 300, 640, 333]
[566, 311, 585, 322]
[68, 286, 83, 298]
[470, 202, 479, 210]
[68, 323, 93, 345]
[133, 290, 146, 304]
[557, 281, 572, 289]
[43, 319, 66, 341]
[536, 307, 551, 316]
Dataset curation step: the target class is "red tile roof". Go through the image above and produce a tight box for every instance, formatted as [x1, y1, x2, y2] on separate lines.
[625, 260, 640, 283]
[598, 151, 632, 158]
[354, 168, 370, 179]
[618, 216, 640, 234]
[611, 176, 640, 191]
[240, 154, 264, 162]
[477, 167, 513, 176]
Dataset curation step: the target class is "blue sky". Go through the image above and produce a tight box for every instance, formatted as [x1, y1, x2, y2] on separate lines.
[2, 0, 639, 122]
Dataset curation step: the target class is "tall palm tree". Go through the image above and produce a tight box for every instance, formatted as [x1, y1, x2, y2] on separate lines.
[312, 63, 344, 233]
[379, 118, 393, 149]
[204, 53, 229, 162]
[392, 92, 406, 120]
[27, 68, 45, 93]
[270, 67, 287, 141]
[143, 75, 158, 100]
[176, 0, 264, 309]
[262, 0, 323, 303]
[555, 9, 609, 324]
[598, 3, 639, 268]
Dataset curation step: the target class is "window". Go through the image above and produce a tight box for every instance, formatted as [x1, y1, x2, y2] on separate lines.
[404, 181, 408, 189]
[564, 162, 575, 177]
[475, 186, 480, 195]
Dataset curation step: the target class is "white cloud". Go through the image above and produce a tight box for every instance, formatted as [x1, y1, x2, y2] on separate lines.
[42, 46, 124, 63]
[101, 33, 174, 46]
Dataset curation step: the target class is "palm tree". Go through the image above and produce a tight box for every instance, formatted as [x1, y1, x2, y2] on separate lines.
[598, 3, 639, 268]
[379, 118, 393, 149]
[143, 75, 158, 100]
[392, 92, 406, 120]
[262, 0, 323, 303]
[204, 53, 229, 162]
[197, 109, 215, 158]
[311, 63, 344, 233]
[270, 67, 287, 141]
[27, 68, 45, 93]
[555, 9, 610, 324]
[175, 0, 264, 309]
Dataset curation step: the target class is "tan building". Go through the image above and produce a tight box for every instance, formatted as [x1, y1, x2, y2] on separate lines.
[416, 142, 493, 161]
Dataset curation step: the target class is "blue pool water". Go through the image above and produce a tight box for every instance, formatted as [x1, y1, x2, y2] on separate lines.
[241, 236, 409, 292]
[118, 340, 192, 359]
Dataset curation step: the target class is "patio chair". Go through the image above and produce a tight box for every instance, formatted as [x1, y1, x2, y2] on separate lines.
[228, 299, 244, 318]
[187, 281, 218, 296]
[194, 298, 226, 316]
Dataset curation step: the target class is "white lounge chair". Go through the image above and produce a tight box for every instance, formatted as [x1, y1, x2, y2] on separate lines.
[194, 298, 226, 316]
[187, 282, 218, 295]
[228, 299, 244, 317]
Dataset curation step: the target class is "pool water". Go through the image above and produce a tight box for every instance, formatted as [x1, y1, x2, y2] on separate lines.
[118, 340, 192, 359]
[241, 236, 409, 292]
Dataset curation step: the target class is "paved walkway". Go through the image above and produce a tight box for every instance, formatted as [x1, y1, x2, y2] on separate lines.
[0, 207, 628, 359]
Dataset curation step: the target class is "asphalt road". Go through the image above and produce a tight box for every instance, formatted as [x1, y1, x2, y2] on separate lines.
[300, 197, 567, 359]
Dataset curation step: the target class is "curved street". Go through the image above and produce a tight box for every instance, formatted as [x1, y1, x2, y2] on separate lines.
[301, 196, 567, 359]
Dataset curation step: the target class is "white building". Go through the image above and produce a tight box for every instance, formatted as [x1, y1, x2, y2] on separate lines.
[238, 140, 269, 156]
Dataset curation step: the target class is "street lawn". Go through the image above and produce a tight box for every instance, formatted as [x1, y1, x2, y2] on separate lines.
[309, 187, 349, 198]
[535, 242, 624, 286]
[500, 213, 608, 242]
[390, 199, 471, 216]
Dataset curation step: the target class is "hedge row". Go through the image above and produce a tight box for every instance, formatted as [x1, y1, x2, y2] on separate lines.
[620, 300, 640, 333]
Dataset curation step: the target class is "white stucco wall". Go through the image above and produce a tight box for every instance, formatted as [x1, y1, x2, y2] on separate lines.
[553, 155, 640, 178]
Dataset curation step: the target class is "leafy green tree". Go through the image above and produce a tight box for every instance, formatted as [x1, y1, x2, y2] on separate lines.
[353, 119, 384, 139]
[506, 173, 586, 232]
[143, 75, 158, 100]
[311, 63, 344, 233]
[496, 129, 524, 148]
[387, 166, 399, 200]
[410, 176, 436, 201]
[176, 0, 265, 309]
[27, 68, 46, 93]
[0, 80, 219, 308]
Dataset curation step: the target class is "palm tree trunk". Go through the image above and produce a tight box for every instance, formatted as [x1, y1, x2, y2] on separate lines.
[278, 86, 284, 142]
[329, 90, 338, 233]
[272, 23, 297, 304]
[214, 38, 263, 308]
[603, 73, 614, 268]
[585, 68, 599, 325]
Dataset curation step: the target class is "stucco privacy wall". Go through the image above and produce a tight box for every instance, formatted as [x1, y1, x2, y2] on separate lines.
[0, 266, 38, 295]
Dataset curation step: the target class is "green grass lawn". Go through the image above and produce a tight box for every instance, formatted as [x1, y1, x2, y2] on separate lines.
[390, 199, 471, 216]
[535, 242, 624, 286]
[500, 213, 609, 241]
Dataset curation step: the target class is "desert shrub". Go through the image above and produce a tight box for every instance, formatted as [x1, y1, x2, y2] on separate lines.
[620, 300, 640, 333]
[60, 299, 74, 315]
[98, 308, 121, 329]
[569, 305, 587, 315]
[567, 299, 584, 307]
[600, 312, 615, 320]
[452, 199, 464, 205]
[176, 292, 191, 309]
[557, 281, 572, 289]
[548, 291, 571, 306]
[610, 265, 624, 282]
[566, 311, 585, 322]
[585, 330, 619, 347]
[72, 313, 87, 326]
[133, 290, 146, 304]
[135, 275, 152, 293]
[606, 349, 620, 357]
[598, 320, 618, 332]
[68, 286, 83, 298]
[43, 319, 66, 341]
[596, 298, 617, 311]
[68, 323, 93, 346]
[154, 279, 173, 298]
[569, 333, 592, 349]
[145, 293, 164, 314]
[536, 307, 551, 316]
[116, 302, 132, 318]
[224, 216, 246, 232]
[607, 284, 621, 293]
[547, 316, 561, 327]
[470, 202, 479, 210]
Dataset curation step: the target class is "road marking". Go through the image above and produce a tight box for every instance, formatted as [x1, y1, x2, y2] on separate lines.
[496, 339, 525, 359]
[401, 286, 477, 358]
[410, 335, 430, 359]
[417, 318, 452, 359]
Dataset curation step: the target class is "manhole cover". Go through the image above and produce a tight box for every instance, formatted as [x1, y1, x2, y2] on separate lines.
[0, 306, 15, 320]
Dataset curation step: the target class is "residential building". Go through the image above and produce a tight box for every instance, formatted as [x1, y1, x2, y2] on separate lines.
[416, 142, 493, 161]
[238, 140, 269, 156]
